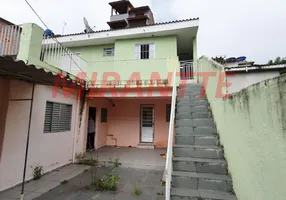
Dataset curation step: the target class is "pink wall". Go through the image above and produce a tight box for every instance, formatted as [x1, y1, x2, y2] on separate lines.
[0, 79, 10, 162]
[0, 80, 79, 191]
[88, 98, 111, 149]
[87, 98, 171, 148]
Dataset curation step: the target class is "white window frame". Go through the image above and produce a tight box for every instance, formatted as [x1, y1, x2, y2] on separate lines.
[134, 43, 155, 60]
[103, 47, 115, 57]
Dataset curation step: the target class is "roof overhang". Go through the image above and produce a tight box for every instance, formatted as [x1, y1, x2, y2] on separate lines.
[107, 20, 128, 29]
[0, 17, 15, 25]
[0, 56, 85, 87]
[50, 19, 199, 48]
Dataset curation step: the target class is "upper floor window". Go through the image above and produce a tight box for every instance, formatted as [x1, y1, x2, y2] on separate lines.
[103, 47, 114, 57]
[135, 43, 155, 60]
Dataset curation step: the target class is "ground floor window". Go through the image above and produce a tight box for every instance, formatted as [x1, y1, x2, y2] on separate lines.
[44, 102, 72, 133]
[101, 108, 108, 122]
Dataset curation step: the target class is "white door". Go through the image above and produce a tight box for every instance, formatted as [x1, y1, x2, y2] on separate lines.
[140, 105, 154, 143]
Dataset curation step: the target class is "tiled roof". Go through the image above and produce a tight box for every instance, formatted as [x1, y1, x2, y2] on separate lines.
[54, 18, 199, 38]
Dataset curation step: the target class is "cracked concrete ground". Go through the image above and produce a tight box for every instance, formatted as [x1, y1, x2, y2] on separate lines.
[34, 166, 165, 200]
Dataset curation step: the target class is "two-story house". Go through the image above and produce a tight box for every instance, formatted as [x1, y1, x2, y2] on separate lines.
[0, 0, 199, 192]
[51, 0, 199, 151]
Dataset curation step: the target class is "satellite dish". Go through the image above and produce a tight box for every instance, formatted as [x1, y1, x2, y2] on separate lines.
[83, 17, 95, 33]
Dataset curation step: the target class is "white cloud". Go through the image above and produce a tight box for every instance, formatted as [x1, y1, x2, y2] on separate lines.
[1, 0, 286, 63]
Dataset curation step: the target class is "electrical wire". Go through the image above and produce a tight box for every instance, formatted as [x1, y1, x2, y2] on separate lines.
[24, 0, 92, 82]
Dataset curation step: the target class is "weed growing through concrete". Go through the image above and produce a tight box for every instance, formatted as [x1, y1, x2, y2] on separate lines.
[134, 186, 142, 196]
[32, 165, 43, 180]
[60, 180, 68, 185]
[75, 153, 98, 166]
[109, 157, 121, 168]
[95, 170, 119, 191]
[94, 157, 121, 191]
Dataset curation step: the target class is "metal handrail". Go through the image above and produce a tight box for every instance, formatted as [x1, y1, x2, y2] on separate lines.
[165, 69, 177, 200]
[180, 60, 194, 80]
[41, 35, 88, 76]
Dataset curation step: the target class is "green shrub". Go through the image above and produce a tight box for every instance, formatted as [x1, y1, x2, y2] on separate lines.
[32, 165, 43, 180]
[95, 171, 119, 191]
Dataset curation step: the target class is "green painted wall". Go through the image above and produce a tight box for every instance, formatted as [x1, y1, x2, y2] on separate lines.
[18, 23, 180, 87]
[200, 56, 286, 200]
[71, 36, 179, 86]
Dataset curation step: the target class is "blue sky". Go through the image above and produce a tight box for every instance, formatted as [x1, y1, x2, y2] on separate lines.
[1, 0, 286, 63]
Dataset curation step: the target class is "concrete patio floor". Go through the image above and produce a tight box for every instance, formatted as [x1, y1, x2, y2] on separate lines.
[0, 147, 166, 200]
[0, 164, 90, 200]
[34, 166, 165, 200]
[86, 146, 167, 170]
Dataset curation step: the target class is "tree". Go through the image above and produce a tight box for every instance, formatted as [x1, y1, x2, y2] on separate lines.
[274, 57, 281, 64]
[268, 60, 273, 65]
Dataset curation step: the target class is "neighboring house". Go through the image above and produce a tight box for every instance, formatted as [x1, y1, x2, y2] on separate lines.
[108, 0, 155, 29]
[0, 0, 199, 192]
[213, 56, 286, 93]
[0, 17, 22, 56]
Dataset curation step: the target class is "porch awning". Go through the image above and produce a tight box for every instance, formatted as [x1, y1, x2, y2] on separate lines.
[0, 56, 84, 86]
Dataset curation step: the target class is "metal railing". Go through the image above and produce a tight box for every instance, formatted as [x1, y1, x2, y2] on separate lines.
[41, 35, 88, 75]
[165, 69, 177, 200]
[0, 25, 22, 56]
[180, 60, 193, 80]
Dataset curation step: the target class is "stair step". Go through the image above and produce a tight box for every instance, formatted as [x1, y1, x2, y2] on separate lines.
[177, 100, 208, 107]
[175, 119, 214, 128]
[176, 119, 193, 127]
[176, 113, 192, 120]
[174, 145, 223, 159]
[172, 171, 232, 192]
[177, 106, 209, 114]
[175, 135, 219, 146]
[176, 112, 211, 120]
[171, 188, 237, 200]
[173, 171, 231, 181]
[190, 105, 209, 113]
[176, 127, 216, 135]
[177, 99, 191, 103]
[174, 144, 219, 148]
[192, 112, 211, 119]
[193, 119, 214, 127]
[173, 157, 227, 174]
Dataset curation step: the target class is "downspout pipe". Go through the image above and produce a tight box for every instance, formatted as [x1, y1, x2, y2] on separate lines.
[20, 84, 35, 200]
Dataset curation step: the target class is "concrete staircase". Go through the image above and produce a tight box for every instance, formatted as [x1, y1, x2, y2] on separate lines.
[171, 83, 237, 200]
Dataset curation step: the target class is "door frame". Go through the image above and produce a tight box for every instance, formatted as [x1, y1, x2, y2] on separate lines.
[86, 106, 96, 151]
[140, 104, 155, 143]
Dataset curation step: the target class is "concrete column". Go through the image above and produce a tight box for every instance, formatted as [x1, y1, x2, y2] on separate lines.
[17, 23, 44, 63]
